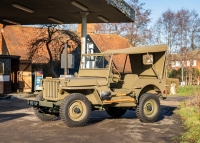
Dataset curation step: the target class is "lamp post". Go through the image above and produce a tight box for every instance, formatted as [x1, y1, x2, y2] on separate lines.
[80, 12, 89, 68]
[181, 60, 184, 86]
[64, 43, 68, 75]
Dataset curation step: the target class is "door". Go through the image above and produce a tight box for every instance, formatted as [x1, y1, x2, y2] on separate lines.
[18, 71, 32, 92]
[18, 60, 32, 93]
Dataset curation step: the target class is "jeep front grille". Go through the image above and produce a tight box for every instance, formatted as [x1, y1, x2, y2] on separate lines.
[43, 80, 59, 99]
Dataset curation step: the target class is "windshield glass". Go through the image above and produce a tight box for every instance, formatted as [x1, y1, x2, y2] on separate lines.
[80, 55, 111, 69]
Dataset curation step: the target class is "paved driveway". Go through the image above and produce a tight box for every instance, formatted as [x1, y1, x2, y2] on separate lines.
[0, 96, 186, 143]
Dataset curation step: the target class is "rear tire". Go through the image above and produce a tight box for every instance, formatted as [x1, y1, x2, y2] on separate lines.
[33, 93, 57, 121]
[59, 93, 91, 127]
[137, 93, 160, 122]
[136, 106, 139, 118]
[106, 107, 127, 118]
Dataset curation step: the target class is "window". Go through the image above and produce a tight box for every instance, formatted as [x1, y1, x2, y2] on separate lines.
[81, 55, 110, 69]
[192, 60, 196, 66]
[171, 61, 176, 68]
[0, 59, 11, 74]
[0, 62, 4, 74]
[143, 54, 153, 65]
[186, 61, 190, 66]
[175, 61, 181, 67]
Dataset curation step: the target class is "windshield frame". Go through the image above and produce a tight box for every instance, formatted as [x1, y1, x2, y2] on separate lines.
[80, 54, 113, 70]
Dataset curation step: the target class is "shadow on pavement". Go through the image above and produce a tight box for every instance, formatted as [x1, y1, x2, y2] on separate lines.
[0, 96, 183, 126]
[0, 113, 31, 123]
[87, 105, 177, 125]
[87, 110, 136, 126]
[0, 98, 31, 113]
[157, 105, 177, 121]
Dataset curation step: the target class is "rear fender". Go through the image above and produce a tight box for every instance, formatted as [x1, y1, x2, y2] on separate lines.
[137, 84, 161, 103]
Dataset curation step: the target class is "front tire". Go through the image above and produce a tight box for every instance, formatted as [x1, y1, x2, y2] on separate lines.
[59, 93, 91, 127]
[137, 93, 160, 122]
[106, 107, 127, 118]
[33, 93, 58, 121]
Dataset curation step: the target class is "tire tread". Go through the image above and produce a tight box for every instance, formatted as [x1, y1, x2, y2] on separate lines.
[33, 93, 57, 121]
[137, 93, 160, 123]
[59, 93, 91, 127]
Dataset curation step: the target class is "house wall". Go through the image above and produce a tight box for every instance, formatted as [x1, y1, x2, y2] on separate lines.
[0, 58, 11, 94]
[86, 35, 101, 53]
[11, 58, 20, 92]
[196, 60, 200, 70]
[32, 46, 82, 78]
[171, 60, 200, 84]
[171, 60, 200, 71]
[0, 56, 20, 94]
[70, 46, 81, 74]
[0, 24, 3, 54]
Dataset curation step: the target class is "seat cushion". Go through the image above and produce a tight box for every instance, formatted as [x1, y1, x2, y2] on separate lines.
[122, 74, 138, 89]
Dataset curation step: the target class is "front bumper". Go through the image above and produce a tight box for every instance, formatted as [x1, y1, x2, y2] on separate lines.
[28, 100, 56, 107]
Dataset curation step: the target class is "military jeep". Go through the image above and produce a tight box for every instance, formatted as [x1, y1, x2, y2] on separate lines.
[28, 44, 168, 127]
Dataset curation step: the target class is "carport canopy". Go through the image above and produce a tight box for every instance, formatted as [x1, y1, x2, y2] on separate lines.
[0, 0, 135, 25]
[0, 0, 135, 74]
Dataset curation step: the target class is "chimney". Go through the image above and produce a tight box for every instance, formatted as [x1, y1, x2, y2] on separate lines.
[0, 24, 3, 54]
[78, 23, 95, 35]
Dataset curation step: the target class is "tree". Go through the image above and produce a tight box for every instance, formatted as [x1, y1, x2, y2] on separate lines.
[151, 9, 200, 82]
[123, 0, 151, 46]
[152, 9, 200, 51]
[188, 10, 200, 50]
[94, 0, 151, 46]
[28, 24, 80, 77]
[150, 10, 178, 76]
[176, 9, 190, 51]
[155, 10, 177, 52]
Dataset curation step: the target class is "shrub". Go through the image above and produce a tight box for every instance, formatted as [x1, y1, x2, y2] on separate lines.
[177, 93, 200, 142]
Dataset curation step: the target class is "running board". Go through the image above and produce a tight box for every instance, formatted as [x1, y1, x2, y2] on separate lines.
[103, 98, 135, 104]
[113, 91, 135, 97]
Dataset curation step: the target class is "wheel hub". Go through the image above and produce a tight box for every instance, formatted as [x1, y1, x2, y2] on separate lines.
[74, 107, 81, 114]
[147, 106, 152, 111]
[68, 100, 87, 121]
[143, 99, 158, 118]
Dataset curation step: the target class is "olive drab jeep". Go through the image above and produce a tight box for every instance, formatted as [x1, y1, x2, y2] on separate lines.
[28, 44, 168, 127]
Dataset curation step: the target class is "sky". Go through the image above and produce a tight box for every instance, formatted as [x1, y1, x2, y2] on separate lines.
[138, 0, 200, 24]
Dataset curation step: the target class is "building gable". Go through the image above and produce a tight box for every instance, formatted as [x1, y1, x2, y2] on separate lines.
[87, 34, 132, 73]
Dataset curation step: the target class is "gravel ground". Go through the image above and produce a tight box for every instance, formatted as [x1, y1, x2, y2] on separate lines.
[0, 96, 186, 143]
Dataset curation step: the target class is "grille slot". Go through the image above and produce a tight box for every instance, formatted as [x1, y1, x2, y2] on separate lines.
[44, 80, 58, 99]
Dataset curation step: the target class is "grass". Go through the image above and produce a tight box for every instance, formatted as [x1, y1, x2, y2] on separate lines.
[176, 94, 200, 143]
[176, 85, 200, 96]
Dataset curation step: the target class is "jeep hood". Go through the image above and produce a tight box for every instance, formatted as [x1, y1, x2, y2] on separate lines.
[63, 77, 108, 87]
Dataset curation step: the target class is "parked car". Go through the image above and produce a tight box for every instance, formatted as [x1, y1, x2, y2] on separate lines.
[29, 44, 168, 127]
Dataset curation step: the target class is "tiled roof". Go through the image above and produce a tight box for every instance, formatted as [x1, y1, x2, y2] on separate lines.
[2, 25, 132, 73]
[89, 34, 131, 52]
[89, 34, 132, 73]
[2, 25, 78, 63]
[3, 26, 40, 60]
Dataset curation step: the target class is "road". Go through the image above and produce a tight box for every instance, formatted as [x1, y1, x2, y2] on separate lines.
[0, 96, 186, 143]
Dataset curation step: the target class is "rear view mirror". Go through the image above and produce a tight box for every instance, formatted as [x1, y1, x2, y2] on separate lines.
[143, 54, 153, 65]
